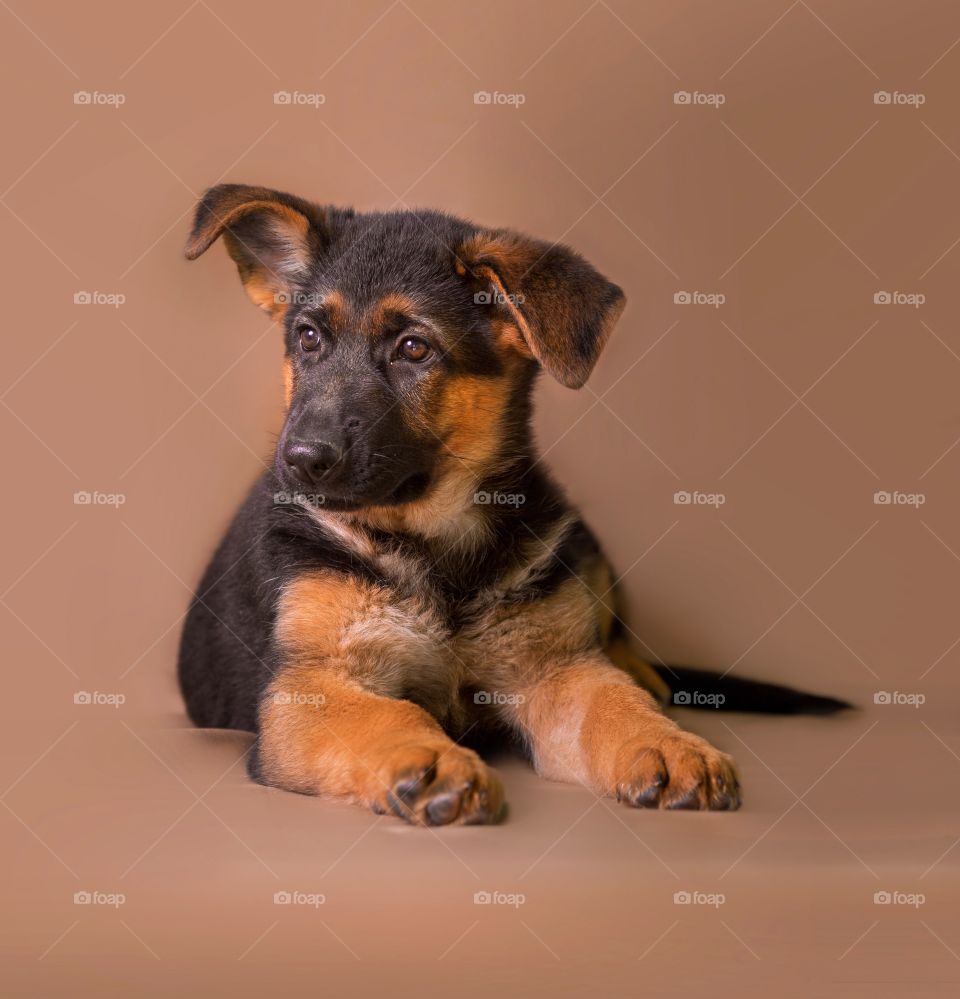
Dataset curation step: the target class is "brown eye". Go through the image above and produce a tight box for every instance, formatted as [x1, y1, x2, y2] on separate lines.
[397, 336, 432, 363]
[298, 326, 321, 352]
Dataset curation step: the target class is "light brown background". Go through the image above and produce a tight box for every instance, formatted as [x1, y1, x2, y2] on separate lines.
[2, 1, 959, 995]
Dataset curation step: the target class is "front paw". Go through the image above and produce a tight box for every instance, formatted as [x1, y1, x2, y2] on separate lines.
[370, 742, 506, 826]
[613, 731, 741, 811]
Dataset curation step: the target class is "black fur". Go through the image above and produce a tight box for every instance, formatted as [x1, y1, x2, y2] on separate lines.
[654, 665, 852, 715]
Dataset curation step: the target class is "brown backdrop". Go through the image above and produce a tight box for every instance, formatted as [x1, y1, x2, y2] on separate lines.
[2, 1, 959, 995]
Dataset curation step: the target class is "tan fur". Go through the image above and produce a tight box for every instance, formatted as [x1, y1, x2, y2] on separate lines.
[242, 271, 287, 318]
[340, 476, 489, 547]
[275, 572, 451, 698]
[459, 232, 531, 277]
[370, 291, 420, 329]
[259, 666, 438, 797]
[435, 372, 512, 468]
[475, 264, 536, 363]
[259, 665, 503, 824]
[321, 289, 347, 332]
[260, 573, 504, 823]
[282, 358, 293, 409]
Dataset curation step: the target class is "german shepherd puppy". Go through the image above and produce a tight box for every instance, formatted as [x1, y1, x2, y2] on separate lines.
[178, 185, 848, 825]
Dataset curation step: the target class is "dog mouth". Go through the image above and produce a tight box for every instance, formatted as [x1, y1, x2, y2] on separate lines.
[276, 466, 432, 512]
[384, 470, 432, 505]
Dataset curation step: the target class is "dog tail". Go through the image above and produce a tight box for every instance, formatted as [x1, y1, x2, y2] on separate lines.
[653, 665, 853, 715]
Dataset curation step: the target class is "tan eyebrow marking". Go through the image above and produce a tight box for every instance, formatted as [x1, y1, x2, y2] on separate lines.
[319, 290, 348, 332]
[367, 292, 423, 337]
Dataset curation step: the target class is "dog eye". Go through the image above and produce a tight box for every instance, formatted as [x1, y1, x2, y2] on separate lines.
[298, 326, 321, 352]
[396, 336, 432, 363]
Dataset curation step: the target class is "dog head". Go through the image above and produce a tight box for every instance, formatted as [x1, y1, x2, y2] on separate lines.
[185, 184, 625, 516]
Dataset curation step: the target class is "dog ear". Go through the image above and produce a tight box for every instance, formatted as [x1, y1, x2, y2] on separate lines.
[456, 230, 626, 388]
[185, 184, 327, 318]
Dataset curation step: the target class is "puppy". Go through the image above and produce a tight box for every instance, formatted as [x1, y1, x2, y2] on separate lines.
[178, 184, 848, 825]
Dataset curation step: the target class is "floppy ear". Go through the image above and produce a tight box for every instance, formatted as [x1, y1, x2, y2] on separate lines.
[184, 184, 327, 319]
[457, 230, 626, 388]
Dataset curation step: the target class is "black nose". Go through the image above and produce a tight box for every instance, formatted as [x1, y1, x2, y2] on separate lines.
[283, 439, 343, 486]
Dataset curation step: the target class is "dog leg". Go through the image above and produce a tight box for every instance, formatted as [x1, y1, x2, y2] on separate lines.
[255, 664, 504, 825]
[511, 658, 740, 810]
[256, 571, 504, 824]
